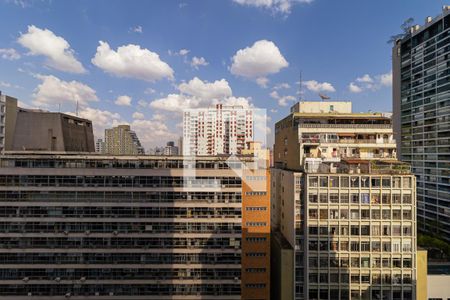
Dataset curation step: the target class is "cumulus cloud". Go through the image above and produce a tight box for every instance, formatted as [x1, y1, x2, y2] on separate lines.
[131, 119, 178, 148]
[256, 77, 269, 88]
[33, 74, 98, 108]
[150, 77, 251, 112]
[270, 90, 296, 106]
[0, 81, 21, 89]
[230, 40, 288, 80]
[144, 88, 156, 95]
[380, 72, 392, 87]
[232, 0, 313, 15]
[348, 82, 363, 93]
[273, 82, 290, 90]
[0, 48, 20, 60]
[356, 74, 373, 83]
[73, 107, 123, 137]
[18, 25, 85, 73]
[190, 56, 209, 69]
[348, 71, 392, 93]
[115, 95, 132, 106]
[303, 80, 335, 93]
[92, 41, 174, 82]
[178, 77, 232, 99]
[132, 112, 144, 119]
[168, 49, 190, 56]
[137, 99, 149, 107]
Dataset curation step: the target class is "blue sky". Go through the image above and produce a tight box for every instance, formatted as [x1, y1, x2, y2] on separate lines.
[0, 0, 446, 148]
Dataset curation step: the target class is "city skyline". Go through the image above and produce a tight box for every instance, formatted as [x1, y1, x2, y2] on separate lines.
[0, 0, 446, 149]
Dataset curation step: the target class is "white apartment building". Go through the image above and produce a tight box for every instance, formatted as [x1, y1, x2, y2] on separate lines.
[183, 104, 254, 156]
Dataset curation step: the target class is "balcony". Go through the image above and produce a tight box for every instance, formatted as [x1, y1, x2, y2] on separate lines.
[299, 123, 392, 129]
[301, 138, 396, 145]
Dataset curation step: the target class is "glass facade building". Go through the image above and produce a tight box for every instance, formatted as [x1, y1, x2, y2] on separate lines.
[393, 7, 450, 238]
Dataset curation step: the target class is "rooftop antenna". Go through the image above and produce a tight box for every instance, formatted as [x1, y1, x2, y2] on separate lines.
[76, 101, 79, 117]
[298, 71, 303, 101]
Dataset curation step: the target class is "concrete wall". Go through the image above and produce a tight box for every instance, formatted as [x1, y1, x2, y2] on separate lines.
[270, 231, 294, 300]
[392, 41, 402, 158]
[4, 96, 17, 151]
[427, 275, 450, 299]
[417, 250, 427, 300]
[291, 101, 352, 113]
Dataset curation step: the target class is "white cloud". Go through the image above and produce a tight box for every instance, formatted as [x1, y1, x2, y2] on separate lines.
[150, 77, 251, 112]
[131, 119, 178, 148]
[270, 108, 278, 113]
[348, 82, 363, 93]
[349, 71, 392, 93]
[230, 40, 288, 79]
[303, 80, 335, 93]
[144, 88, 156, 94]
[270, 90, 296, 106]
[232, 0, 313, 15]
[256, 77, 269, 88]
[168, 49, 190, 56]
[92, 41, 174, 82]
[380, 71, 392, 87]
[0, 48, 20, 60]
[131, 25, 143, 33]
[73, 107, 124, 138]
[356, 74, 373, 83]
[190, 56, 209, 69]
[178, 77, 232, 99]
[273, 82, 290, 90]
[0, 81, 21, 89]
[115, 95, 132, 106]
[33, 74, 98, 108]
[132, 112, 144, 119]
[18, 25, 85, 73]
[137, 99, 148, 107]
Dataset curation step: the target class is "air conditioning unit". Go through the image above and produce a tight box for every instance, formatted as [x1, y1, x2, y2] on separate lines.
[55, 277, 61, 282]
[22, 277, 29, 282]
[80, 277, 86, 282]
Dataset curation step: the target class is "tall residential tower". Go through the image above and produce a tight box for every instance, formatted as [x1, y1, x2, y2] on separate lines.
[393, 6, 450, 238]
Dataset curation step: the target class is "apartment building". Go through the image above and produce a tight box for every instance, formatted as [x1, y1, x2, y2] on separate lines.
[183, 104, 254, 156]
[104, 125, 145, 155]
[0, 152, 270, 299]
[95, 138, 105, 154]
[0, 92, 17, 152]
[271, 101, 417, 300]
[392, 6, 450, 239]
[163, 141, 179, 156]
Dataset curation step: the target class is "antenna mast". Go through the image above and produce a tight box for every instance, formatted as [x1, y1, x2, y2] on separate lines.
[76, 101, 79, 117]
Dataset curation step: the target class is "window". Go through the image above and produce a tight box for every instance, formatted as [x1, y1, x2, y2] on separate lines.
[319, 194, 327, 203]
[382, 193, 391, 204]
[309, 209, 318, 219]
[351, 225, 359, 235]
[309, 194, 318, 203]
[361, 225, 370, 236]
[309, 176, 318, 187]
[371, 193, 380, 204]
[340, 193, 349, 203]
[340, 209, 348, 219]
[403, 194, 412, 204]
[320, 176, 327, 187]
[330, 209, 339, 219]
[351, 194, 359, 204]
[392, 194, 401, 204]
[361, 209, 370, 219]
[351, 209, 359, 219]
[319, 209, 328, 220]
[372, 224, 380, 236]
[330, 193, 339, 203]
[341, 176, 349, 187]
[382, 209, 391, 219]
[372, 209, 381, 219]
[403, 210, 412, 220]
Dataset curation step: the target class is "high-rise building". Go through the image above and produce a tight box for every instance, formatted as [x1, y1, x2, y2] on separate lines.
[104, 125, 145, 155]
[0, 152, 270, 299]
[392, 6, 450, 238]
[271, 101, 417, 300]
[95, 138, 105, 153]
[163, 141, 179, 156]
[183, 104, 254, 156]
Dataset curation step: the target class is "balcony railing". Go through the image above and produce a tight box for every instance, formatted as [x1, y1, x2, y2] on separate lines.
[301, 138, 396, 144]
[299, 123, 392, 129]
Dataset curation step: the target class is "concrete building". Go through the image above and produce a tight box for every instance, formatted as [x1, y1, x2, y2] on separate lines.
[104, 125, 145, 155]
[392, 6, 450, 239]
[163, 141, 179, 156]
[0, 152, 270, 299]
[0, 92, 18, 152]
[0, 93, 95, 153]
[183, 104, 254, 156]
[95, 138, 105, 153]
[271, 101, 417, 300]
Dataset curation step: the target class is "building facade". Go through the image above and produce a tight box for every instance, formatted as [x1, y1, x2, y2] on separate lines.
[0, 92, 17, 153]
[392, 6, 450, 239]
[271, 101, 417, 300]
[104, 125, 145, 155]
[163, 141, 179, 156]
[183, 104, 254, 156]
[95, 138, 105, 154]
[0, 152, 270, 299]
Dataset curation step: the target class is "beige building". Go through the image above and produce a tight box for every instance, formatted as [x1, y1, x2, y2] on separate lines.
[104, 125, 144, 155]
[271, 101, 417, 300]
